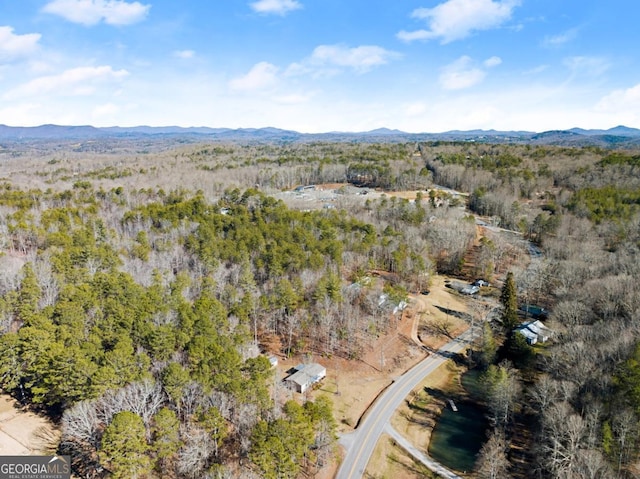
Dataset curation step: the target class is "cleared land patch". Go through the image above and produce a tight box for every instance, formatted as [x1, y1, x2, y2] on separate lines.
[0, 394, 59, 455]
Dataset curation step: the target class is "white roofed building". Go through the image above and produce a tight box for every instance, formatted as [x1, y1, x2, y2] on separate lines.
[285, 363, 326, 393]
[515, 320, 552, 345]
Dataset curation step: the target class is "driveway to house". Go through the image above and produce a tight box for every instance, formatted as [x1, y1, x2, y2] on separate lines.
[335, 327, 477, 479]
[384, 424, 462, 479]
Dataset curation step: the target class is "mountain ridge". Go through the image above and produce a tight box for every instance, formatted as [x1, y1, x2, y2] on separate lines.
[1, 124, 639, 147]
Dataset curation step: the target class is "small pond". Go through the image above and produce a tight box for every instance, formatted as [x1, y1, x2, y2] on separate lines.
[428, 400, 487, 472]
[427, 370, 488, 473]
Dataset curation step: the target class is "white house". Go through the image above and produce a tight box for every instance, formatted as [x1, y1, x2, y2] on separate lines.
[285, 363, 326, 393]
[515, 320, 552, 345]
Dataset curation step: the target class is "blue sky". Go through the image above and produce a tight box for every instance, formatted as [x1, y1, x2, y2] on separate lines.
[1, 0, 639, 132]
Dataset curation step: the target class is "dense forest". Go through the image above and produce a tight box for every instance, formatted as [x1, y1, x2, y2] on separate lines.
[0, 138, 639, 478]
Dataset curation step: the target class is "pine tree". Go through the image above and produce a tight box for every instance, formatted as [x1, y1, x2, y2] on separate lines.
[99, 411, 151, 479]
[152, 407, 182, 469]
[17, 263, 50, 329]
[500, 271, 519, 332]
[480, 322, 497, 368]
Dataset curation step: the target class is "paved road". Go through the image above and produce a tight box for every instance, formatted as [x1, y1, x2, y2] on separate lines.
[335, 327, 477, 479]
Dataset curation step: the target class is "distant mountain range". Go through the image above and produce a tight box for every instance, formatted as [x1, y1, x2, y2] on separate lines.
[1, 123, 639, 147]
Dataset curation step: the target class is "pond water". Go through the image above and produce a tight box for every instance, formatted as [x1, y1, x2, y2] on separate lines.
[427, 369, 488, 473]
[428, 400, 488, 473]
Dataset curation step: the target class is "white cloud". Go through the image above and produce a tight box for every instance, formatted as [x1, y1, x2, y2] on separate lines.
[439, 56, 486, 90]
[543, 28, 579, 47]
[5, 66, 129, 99]
[596, 84, 640, 121]
[92, 102, 120, 118]
[599, 84, 640, 107]
[306, 44, 399, 74]
[564, 56, 609, 77]
[405, 102, 428, 117]
[249, 0, 302, 15]
[0, 26, 41, 61]
[42, 0, 150, 26]
[484, 56, 502, 68]
[174, 50, 195, 59]
[229, 62, 279, 92]
[28, 61, 55, 74]
[523, 64, 548, 75]
[230, 45, 396, 98]
[396, 30, 431, 43]
[398, 0, 521, 44]
[0, 103, 42, 125]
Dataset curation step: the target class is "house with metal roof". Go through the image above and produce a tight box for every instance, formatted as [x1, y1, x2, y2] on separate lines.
[515, 320, 552, 345]
[285, 363, 326, 393]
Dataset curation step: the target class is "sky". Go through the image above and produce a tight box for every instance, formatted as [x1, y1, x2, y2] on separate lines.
[1, 0, 639, 133]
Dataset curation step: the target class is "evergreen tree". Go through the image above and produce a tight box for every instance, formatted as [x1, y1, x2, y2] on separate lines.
[0, 333, 23, 392]
[152, 407, 182, 469]
[161, 362, 191, 411]
[480, 322, 497, 368]
[500, 271, 519, 332]
[99, 411, 151, 479]
[17, 263, 49, 329]
[613, 343, 640, 414]
[250, 400, 317, 479]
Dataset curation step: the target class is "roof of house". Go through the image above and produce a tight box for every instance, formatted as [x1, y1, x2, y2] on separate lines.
[378, 294, 409, 314]
[286, 363, 326, 387]
[515, 320, 552, 342]
[516, 326, 539, 342]
[525, 320, 551, 335]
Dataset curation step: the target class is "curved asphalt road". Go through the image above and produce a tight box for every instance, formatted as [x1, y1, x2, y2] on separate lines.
[336, 327, 477, 479]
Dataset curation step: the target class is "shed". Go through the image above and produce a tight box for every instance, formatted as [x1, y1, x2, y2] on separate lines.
[519, 304, 548, 319]
[285, 363, 326, 393]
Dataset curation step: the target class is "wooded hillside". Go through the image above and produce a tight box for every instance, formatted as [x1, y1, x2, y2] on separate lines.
[0, 139, 639, 478]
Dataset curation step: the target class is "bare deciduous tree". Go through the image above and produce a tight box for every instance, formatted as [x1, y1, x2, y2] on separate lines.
[61, 400, 102, 449]
[476, 430, 510, 479]
[177, 424, 216, 478]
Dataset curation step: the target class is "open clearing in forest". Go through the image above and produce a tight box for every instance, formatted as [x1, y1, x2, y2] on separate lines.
[0, 395, 59, 455]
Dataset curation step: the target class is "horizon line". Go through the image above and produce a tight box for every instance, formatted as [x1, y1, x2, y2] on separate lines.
[0, 123, 638, 136]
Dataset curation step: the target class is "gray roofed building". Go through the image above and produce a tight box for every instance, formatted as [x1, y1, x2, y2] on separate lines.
[285, 363, 326, 393]
[515, 320, 552, 345]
